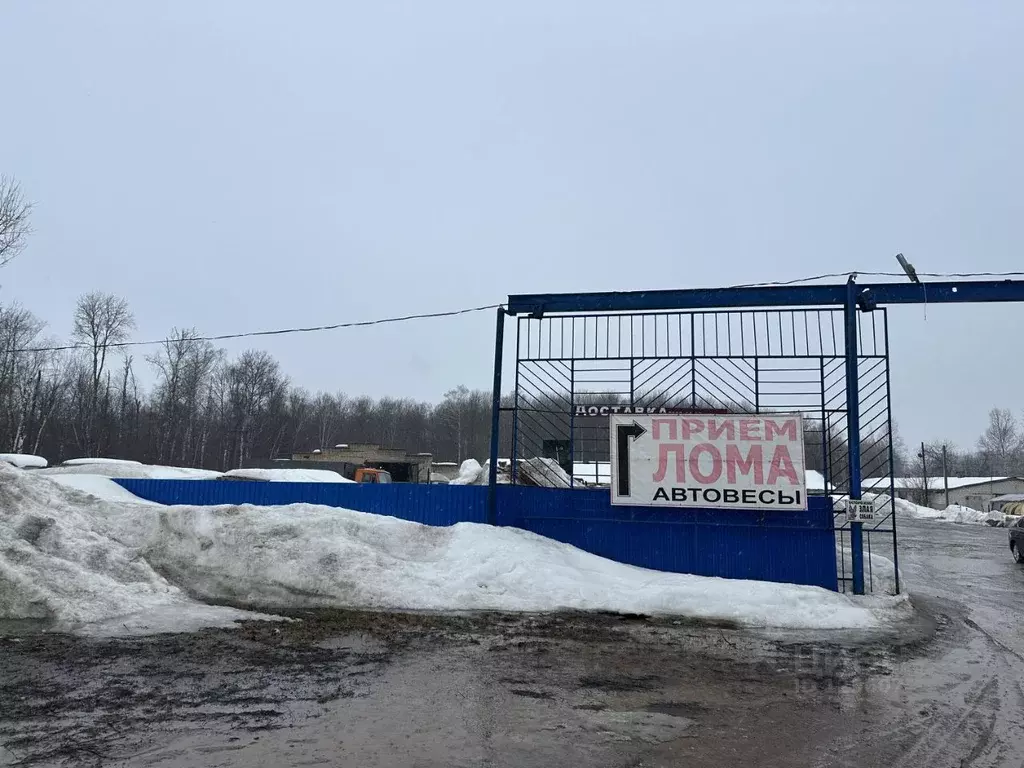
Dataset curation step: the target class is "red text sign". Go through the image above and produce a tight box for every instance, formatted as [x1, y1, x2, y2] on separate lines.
[609, 414, 807, 510]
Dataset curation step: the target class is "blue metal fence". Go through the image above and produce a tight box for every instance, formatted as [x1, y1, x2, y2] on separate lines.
[504, 487, 837, 590]
[115, 479, 490, 526]
[115, 480, 838, 590]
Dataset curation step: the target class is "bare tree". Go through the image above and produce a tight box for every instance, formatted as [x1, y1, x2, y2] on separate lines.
[28, 352, 73, 455]
[312, 392, 345, 449]
[224, 349, 287, 467]
[977, 408, 1023, 475]
[147, 327, 221, 463]
[437, 386, 470, 462]
[72, 292, 135, 454]
[434, 386, 492, 462]
[0, 303, 46, 450]
[0, 176, 32, 268]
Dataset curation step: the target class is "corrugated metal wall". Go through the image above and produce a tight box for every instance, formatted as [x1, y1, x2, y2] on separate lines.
[115, 480, 838, 590]
[114, 479, 489, 526]
[501, 486, 837, 590]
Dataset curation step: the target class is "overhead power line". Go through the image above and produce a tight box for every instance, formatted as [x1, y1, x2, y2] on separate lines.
[727, 272, 858, 288]
[730, 269, 1024, 289]
[11, 267, 1024, 355]
[14, 303, 503, 354]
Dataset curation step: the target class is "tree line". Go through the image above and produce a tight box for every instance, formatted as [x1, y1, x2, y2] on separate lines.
[910, 407, 1024, 479]
[0, 293, 502, 467]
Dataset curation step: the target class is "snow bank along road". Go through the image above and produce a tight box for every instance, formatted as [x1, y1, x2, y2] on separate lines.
[0, 463, 903, 632]
[3, 469, 1024, 766]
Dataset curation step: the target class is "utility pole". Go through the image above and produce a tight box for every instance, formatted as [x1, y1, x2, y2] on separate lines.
[942, 444, 950, 508]
[920, 442, 929, 508]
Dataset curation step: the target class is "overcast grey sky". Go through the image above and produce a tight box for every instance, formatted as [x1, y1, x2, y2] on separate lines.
[1, 1, 1022, 450]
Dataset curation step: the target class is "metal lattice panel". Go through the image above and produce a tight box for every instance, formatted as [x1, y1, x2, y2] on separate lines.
[510, 307, 898, 594]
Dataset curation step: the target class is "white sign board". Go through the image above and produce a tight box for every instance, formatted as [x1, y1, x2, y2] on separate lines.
[846, 499, 876, 523]
[609, 413, 807, 510]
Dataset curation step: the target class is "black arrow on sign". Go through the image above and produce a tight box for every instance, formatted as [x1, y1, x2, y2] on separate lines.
[616, 421, 648, 497]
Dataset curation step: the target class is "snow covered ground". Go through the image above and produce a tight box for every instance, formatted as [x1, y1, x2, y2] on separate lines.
[40, 461, 353, 487]
[42, 461, 222, 479]
[38, 461, 224, 503]
[0, 463, 909, 636]
[222, 467, 353, 483]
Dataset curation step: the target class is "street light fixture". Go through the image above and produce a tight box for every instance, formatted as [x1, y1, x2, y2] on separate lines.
[896, 253, 920, 284]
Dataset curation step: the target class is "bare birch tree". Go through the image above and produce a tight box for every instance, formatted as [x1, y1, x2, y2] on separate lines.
[0, 176, 32, 268]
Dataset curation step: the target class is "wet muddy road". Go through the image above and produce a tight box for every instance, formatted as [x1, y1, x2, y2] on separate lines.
[2, 517, 1022, 767]
[830, 517, 1024, 768]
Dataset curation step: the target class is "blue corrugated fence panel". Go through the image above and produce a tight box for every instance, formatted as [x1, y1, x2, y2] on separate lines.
[114, 480, 837, 590]
[496, 486, 838, 590]
[114, 479, 489, 526]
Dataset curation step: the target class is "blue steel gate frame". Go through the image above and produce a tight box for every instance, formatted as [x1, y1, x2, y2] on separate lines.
[499, 303, 898, 594]
[489, 278, 1024, 595]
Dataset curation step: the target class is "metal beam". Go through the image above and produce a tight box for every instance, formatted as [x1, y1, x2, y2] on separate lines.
[507, 280, 1024, 315]
[844, 280, 865, 595]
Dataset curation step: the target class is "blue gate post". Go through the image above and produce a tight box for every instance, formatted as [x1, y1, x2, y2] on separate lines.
[844, 278, 865, 595]
[487, 307, 506, 525]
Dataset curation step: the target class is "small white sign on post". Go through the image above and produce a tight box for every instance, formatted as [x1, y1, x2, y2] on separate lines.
[846, 499, 876, 523]
[609, 413, 807, 510]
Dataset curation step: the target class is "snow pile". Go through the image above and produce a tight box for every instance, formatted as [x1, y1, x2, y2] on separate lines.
[0, 463, 909, 634]
[887, 495, 943, 519]
[871, 493, 1005, 526]
[0, 463, 262, 635]
[935, 504, 1004, 525]
[833, 493, 946, 520]
[449, 459, 488, 485]
[61, 457, 143, 467]
[40, 460, 221, 504]
[837, 547, 901, 595]
[44, 474, 158, 505]
[222, 467, 354, 483]
[805, 469, 831, 492]
[43, 461, 222, 479]
[0, 453, 48, 469]
[143, 503, 904, 630]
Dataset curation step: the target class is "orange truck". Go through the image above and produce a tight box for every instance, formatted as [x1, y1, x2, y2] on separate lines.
[352, 467, 392, 484]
